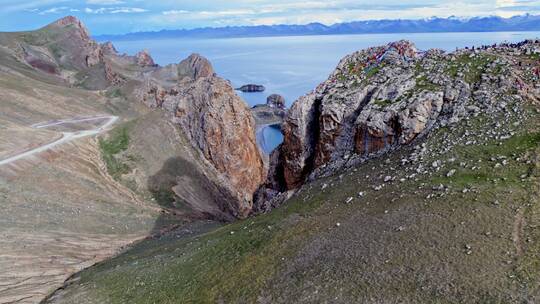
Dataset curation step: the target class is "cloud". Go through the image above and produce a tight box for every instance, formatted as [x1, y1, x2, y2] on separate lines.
[3, 0, 539, 35]
[86, 0, 125, 4]
[84, 7, 148, 14]
[162, 10, 190, 15]
[38, 6, 70, 15]
[3, 0, 69, 13]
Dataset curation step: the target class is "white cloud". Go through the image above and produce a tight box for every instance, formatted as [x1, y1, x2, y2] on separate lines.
[3, 0, 69, 13]
[162, 10, 190, 15]
[38, 6, 69, 15]
[84, 7, 148, 14]
[86, 0, 125, 5]
[154, 0, 526, 28]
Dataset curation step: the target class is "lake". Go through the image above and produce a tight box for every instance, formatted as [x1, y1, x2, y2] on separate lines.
[110, 31, 540, 152]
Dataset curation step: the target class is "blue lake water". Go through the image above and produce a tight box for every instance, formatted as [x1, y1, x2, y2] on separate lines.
[258, 125, 284, 154]
[111, 31, 540, 152]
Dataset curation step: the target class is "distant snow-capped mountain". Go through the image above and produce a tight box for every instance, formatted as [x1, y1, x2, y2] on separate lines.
[94, 14, 540, 41]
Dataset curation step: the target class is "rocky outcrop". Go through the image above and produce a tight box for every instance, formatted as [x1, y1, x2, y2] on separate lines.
[251, 94, 287, 126]
[267, 94, 286, 109]
[100, 42, 118, 55]
[135, 50, 156, 67]
[177, 54, 215, 80]
[270, 40, 515, 190]
[280, 94, 320, 189]
[135, 54, 265, 218]
[172, 77, 265, 216]
[18, 17, 265, 219]
[250, 105, 286, 126]
[236, 84, 265, 92]
[45, 16, 103, 69]
[355, 91, 444, 155]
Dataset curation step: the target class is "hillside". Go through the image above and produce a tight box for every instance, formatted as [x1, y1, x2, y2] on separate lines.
[0, 16, 263, 303]
[43, 39, 540, 303]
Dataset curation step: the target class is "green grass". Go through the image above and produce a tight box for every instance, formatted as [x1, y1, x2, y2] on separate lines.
[99, 121, 133, 180]
[431, 131, 540, 189]
[105, 87, 123, 98]
[374, 99, 393, 107]
[446, 53, 496, 84]
[61, 181, 328, 303]
[528, 53, 540, 61]
[51, 103, 540, 303]
[365, 65, 380, 78]
[415, 75, 442, 91]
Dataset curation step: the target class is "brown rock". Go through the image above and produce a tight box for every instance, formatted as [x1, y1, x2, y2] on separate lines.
[281, 94, 319, 189]
[177, 53, 215, 80]
[135, 50, 156, 67]
[267, 94, 286, 109]
[100, 42, 118, 55]
[135, 54, 264, 218]
[172, 77, 265, 217]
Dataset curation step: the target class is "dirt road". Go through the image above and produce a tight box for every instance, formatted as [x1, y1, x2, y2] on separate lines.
[0, 116, 118, 166]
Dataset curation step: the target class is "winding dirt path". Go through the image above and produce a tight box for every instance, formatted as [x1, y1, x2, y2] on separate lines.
[0, 116, 118, 166]
[513, 208, 525, 256]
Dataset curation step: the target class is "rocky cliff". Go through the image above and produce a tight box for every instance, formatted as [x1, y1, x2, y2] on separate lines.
[266, 40, 536, 192]
[135, 54, 265, 218]
[1, 16, 265, 218]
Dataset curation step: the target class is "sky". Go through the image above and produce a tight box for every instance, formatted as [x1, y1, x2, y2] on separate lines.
[1, 0, 539, 35]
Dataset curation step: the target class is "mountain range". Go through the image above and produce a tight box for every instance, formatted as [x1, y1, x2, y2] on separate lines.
[95, 14, 540, 41]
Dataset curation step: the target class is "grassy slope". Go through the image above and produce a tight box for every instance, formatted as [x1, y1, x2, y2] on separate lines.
[99, 121, 133, 180]
[49, 93, 540, 303]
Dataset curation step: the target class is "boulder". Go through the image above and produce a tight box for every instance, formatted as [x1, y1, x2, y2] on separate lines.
[267, 94, 286, 109]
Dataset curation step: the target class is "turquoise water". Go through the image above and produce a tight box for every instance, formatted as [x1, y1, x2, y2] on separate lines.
[258, 125, 284, 154]
[110, 31, 540, 152]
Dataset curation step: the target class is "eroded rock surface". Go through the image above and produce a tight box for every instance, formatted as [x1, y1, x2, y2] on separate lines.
[267, 40, 529, 191]
[135, 54, 265, 218]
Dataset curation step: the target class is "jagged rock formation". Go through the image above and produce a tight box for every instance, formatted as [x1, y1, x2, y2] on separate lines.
[267, 94, 286, 109]
[135, 50, 156, 67]
[177, 53, 215, 79]
[135, 54, 265, 218]
[266, 40, 534, 191]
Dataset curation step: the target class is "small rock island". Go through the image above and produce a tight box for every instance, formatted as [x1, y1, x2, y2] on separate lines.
[251, 94, 287, 126]
[236, 84, 265, 92]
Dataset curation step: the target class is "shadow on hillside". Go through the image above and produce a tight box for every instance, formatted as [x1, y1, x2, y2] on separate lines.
[147, 156, 236, 235]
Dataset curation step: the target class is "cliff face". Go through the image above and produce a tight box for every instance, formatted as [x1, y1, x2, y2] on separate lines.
[173, 76, 265, 216]
[271, 40, 524, 190]
[41, 16, 103, 70]
[136, 54, 265, 218]
[5, 16, 265, 218]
